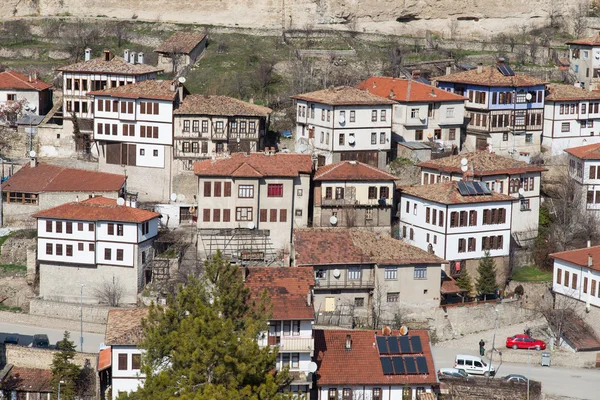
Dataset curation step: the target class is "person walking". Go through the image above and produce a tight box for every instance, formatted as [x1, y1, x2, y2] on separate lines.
[479, 339, 485, 356]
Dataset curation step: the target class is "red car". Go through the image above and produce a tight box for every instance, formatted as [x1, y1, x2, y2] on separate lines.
[506, 334, 546, 350]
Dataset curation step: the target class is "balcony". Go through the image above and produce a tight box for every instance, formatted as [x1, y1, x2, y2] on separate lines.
[315, 277, 375, 289]
[267, 336, 314, 352]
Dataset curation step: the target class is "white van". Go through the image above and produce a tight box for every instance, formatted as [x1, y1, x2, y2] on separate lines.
[454, 354, 495, 376]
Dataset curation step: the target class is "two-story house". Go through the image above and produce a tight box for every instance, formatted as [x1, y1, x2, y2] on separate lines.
[551, 245, 600, 310]
[357, 76, 466, 150]
[194, 152, 312, 264]
[0, 70, 53, 117]
[565, 142, 600, 212]
[418, 151, 546, 243]
[543, 84, 600, 155]
[293, 228, 445, 325]
[89, 79, 182, 202]
[292, 86, 394, 168]
[314, 329, 437, 400]
[33, 196, 159, 304]
[399, 181, 513, 284]
[435, 61, 546, 160]
[246, 266, 315, 395]
[566, 34, 600, 90]
[172, 94, 272, 200]
[312, 160, 397, 233]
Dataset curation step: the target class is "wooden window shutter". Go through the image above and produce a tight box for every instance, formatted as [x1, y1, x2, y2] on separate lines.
[121, 101, 126, 113]
[128, 144, 136, 166]
[280, 209, 287, 222]
[270, 209, 277, 222]
[120, 143, 128, 165]
[260, 209, 267, 222]
[106, 143, 121, 165]
[203, 209, 210, 222]
[224, 182, 231, 197]
[214, 182, 222, 197]
[128, 102, 133, 113]
[98, 100, 103, 111]
[203, 181, 211, 197]
[140, 102, 145, 114]
[153, 103, 159, 114]
[153, 126, 159, 138]
[213, 209, 220, 222]
[122, 124, 128, 136]
[498, 235, 503, 249]
[223, 209, 231, 222]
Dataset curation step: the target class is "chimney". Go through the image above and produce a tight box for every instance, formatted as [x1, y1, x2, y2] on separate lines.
[28, 73, 32, 83]
[178, 82, 184, 102]
[129, 51, 136, 64]
[497, 57, 506, 65]
[477, 63, 483, 74]
[124, 49, 130, 62]
[30, 157, 37, 168]
[589, 254, 593, 268]
[588, 239, 592, 248]
[103, 49, 111, 62]
[345, 334, 352, 350]
[137, 52, 144, 64]
[33, 71, 38, 81]
[84, 48, 92, 61]
[389, 89, 395, 99]
[307, 290, 312, 306]
[76, 195, 79, 202]
[445, 65, 452, 75]
[372, 80, 377, 88]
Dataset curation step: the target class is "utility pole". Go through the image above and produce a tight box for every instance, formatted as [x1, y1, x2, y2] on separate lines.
[488, 307, 499, 378]
[80, 284, 84, 352]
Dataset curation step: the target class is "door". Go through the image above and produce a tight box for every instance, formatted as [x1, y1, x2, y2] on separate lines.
[464, 359, 475, 374]
[473, 360, 484, 374]
[325, 297, 335, 312]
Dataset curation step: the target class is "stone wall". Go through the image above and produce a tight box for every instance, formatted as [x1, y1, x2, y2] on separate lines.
[29, 298, 113, 324]
[0, 237, 35, 265]
[442, 377, 542, 400]
[2, 343, 97, 370]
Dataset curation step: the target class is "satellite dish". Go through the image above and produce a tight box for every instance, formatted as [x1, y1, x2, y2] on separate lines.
[308, 362, 318, 373]
[116, 197, 125, 206]
[399, 325, 409, 336]
[339, 115, 346, 125]
[248, 221, 255, 230]
[177, 194, 185, 201]
[29, 104, 36, 112]
[170, 193, 177, 202]
[382, 326, 392, 336]
[178, 76, 186, 83]
[329, 215, 338, 225]
[525, 93, 532, 101]
[29, 150, 36, 158]
[461, 158, 468, 166]
[332, 269, 341, 278]
[348, 136, 356, 145]
[518, 188, 525, 196]
[24, 104, 30, 111]
[461, 164, 468, 173]
[236, 137, 240, 143]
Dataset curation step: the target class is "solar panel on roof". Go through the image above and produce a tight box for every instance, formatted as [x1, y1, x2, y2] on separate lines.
[464, 181, 477, 195]
[399, 335, 411, 353]
[380, 357, 394, 375]
[410, 336, 423, 353]
[416, 356, 429, 374]
[392, 356, 405, 374]
[457, 181, 469, 196]
[504, 65, 515, 76]
[388, 336, 400, 354]
[497, 64, 515, 76]
[376, 336, 389, 354]
[405, 356, 417, 374]
[480, 182, 492, 194]
[472, 182, 484, 195]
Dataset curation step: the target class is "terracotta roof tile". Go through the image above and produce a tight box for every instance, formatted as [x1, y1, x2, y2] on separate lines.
[33, 197, 159, 223]
[88, 79, 178, 101]
[545, 84, 600, 101]
[314, 161, 397, 181]
[98, 347, 111, 371]
[291, 86, 395, 106]
[0, 367, 52, 393]
[194, 153, 312, 177]
[417, 151, 546, 176]
[57, 53, 162, 75]
[357, 76, 467, 103]
[400, 182, 514, 205]
[105, 308, 148, 345]
[294, 228, 445, 266]
[315, 329, 437, 386]
[245, 266, 315, 320]
[567, 35, 600, 46]
[435, 66, 546, 87]
[0, 70, 52, 91]
[155, 32, 207, 54]
[1, 162, 126, 193]
[564, 143, 600, 159]
[174, 94, 272, 116]
[441, 275, 465, 294]
[550, 245, 600, 272]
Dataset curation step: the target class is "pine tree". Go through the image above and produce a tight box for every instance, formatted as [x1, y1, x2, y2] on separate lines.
[50, 331, 81, 400]
[455, 269, 473, 296]
[128, 251, 292, 399]
[476, 250, 498, 300]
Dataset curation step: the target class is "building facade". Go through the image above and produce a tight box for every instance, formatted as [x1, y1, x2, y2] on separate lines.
[34, 197, 159, 304]
[154, 32, 208, 74]
[292, 86, 394, 168]
[551, 246, 600, 310]
[543, 84, 600, 156]
[436, 62, 546, 160]
[565, 143, 600, 212]
[0, 70, 52, 117]
[566, 35, 600, 91]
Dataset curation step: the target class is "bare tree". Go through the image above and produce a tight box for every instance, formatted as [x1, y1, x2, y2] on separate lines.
[448, 19, 459, 40]
[546, 0, 566, 29]
[571, 1, 590, 39]
[95, 277, 124, 306]
[2, 20, 32, 45]
[529, 37, 539, 64]
[385, 45, 404, 78]
[60, 20, 102, 61]
[492, 34, 510, 58]
[538, 291, 586, 348]
[114, 21, 131, 48]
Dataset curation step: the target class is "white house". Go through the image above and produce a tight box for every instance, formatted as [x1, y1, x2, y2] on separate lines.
[565, 142, 600, 212]
[566, 35, 600, 91]
[357, 76, 466, 151]
[543, 84, 600, 156]
[0, 70, 53, 117]
[246, 266, 315, 395]
[551, 245, 600, 310]
[314, 329, 437, 400]
[291, 86, 394, 168]
[33, 196, 160, 304]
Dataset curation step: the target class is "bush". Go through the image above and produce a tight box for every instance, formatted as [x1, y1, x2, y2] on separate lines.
[514, 284, 524, 296]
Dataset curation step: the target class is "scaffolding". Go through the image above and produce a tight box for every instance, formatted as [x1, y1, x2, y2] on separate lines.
[199, 228, 278, 266]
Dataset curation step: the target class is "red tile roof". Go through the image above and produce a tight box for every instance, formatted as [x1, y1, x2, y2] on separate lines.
[545, 84, 600, 101]
[194, 153, 313, 178]
[564, 143, 600, 159]
[418, 151, 546, 176]
[0, 71, 52, 91]
[550, 245, 600, 272]
[1, 162, 126, 193]
[314, 329, 437, 386]
[98, 347, 111, 371]
[57, 53, 163, 75]
[291, 86, 395, 106]
[441, 275, 465, 294]
[88, 79, 178, 101]
[33, 197, 159, 223]
[567, 35, 600, 46]
[155, 32, 207, 54]
[0, 367, 52, 393]
[357, 76, 467, 103]
[294, 228, 445, 266]
[314, 160, 397, 181]
[105, 308, 148, 345]
[245, 266, 315, 320]
[400, 182, 515, 205]
[175, 94, 272, 117]
[435, 66, 546, 87]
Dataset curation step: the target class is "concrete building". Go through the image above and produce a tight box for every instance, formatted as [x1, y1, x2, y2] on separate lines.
[0, 70, 53, 117]
[154, 32, 207, 74]
[312, 160, 397, 233]
[566, 35, 600, 90]
[357, 76, 466, 151]
[172, 94, 272, 200]
[418, 151, 546, 243]
[565, 143, 600, 212]
[194, 152, 312, 264]
[551, 245, 600, 310]
[90, 79, 182, 202]
[104, 308, 148, 399]
[292, 86, 394, 168]
[435, 61, 546, 160]
[314, 329, 437, 400]
[543, 84, 600, 156]
[1, 161, 125, 225]
[34, 197, 159, 304]
[293, 228, 445, 325]
[246, 266, 315, 395]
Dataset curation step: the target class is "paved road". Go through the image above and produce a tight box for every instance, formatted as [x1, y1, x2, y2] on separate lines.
[0, 322, 105, 353]
[433, 347, 600, 400]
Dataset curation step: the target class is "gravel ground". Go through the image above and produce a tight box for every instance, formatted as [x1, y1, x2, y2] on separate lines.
[0, 310, 106, 334]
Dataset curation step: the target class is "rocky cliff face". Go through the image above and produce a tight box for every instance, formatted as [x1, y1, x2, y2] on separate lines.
[8, 0, 560, 37]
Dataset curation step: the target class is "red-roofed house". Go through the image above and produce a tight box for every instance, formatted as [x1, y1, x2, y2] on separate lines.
[566, 35, 600, 90]
[314, 329, 437, 400]
[33, 197, 160, 304]
[0, 366, 53, 399]
[551, 245, 600, 310]
[194, 153, 312, 263]
[357, 76, 466, 150]
[312, 160, 396, 232]
[0, 70, 53, 116]
[246, 266, 315, 394]
[565, 143, 600, 213]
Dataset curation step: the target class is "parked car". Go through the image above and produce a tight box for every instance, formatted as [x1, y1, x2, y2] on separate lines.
[3, 335, 19, 345]
[506, 334, 546, 350]
[504, 374, 528, 383]
[438, 368, 469, 380]
[454, 354, 495, 376]
[32, 334, 49, 348]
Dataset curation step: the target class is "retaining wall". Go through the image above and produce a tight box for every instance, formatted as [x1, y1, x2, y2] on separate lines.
[29, 298, 113, 324]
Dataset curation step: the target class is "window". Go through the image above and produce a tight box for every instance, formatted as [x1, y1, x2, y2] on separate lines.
[409, 228, 414, 240]
[339, 133, 345, 145]
[46, 243, 52, 255]
[295, 209, 303, 217]
[561, 122, 570, 132]
[342, 388, 352, 400]
[354, 297, 364, 307]
[268, 184, 283, 197]
[89, 243, 95, 252]
[280, 209, 287, 222]
[132, 354, 141, 370]
[411, 108, 419, 119]
[572, 273, 578, 289]
[556, 268, 562, 285]
[349, 111, 355, 122]
[565, 271, 570, 288]
[426, 207, 430, 223]
[446, 107, 455, 118]
[521, 199, 531, 211]
[108, 223, 114, 235]
[153, 150, 159, 157]
[46, 220, 52, 232]
[105, 248, 111, 260]
[371, 132, 377, 144]
[214, 182, 222, 197]
[326, 110, 331, 122]
[458, 238, 466, 253]
[414, 266, 427, 279]
[368, 186, 377, 199]
[525, 133, 533, 143]
[56, 244, 63, 256]
[54, 221, 62, 233]
[372, 110, 377, 122]
[238, 185, 254, 198]
[117, 249, 124, 261]
[270, 209, 278, 222]
[117, 224, 124, 236]
[373, 388, 382, 400]
[291, 352, 300, 369]
[469, 210, 477, 226]
[384, 267, 397, 280]
[335, 187, 345, 200]
[584, 277, 589, 294]
[201, 120, 208, 133]
[118, 353, 127, 370]
[439, 211, 444, 227]
[321, 109, 325, 121]
[380, 187, 389, 199]
[66, 245, 73, 257]
[325, 187, 333, 199]
[78, 243, 83, 251]
[415, 129, 423, 140]
[328, 389, 338, 400]
[236, 207, 253, 221]
[468, 237, 476, 252]
[387, 292, 399, 302]
[348, 267, 361, 280]
[459, 211, 467, 227]
[89, 223, 95, 231]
